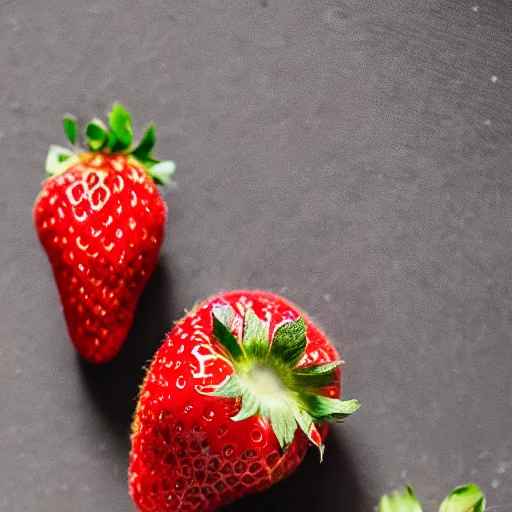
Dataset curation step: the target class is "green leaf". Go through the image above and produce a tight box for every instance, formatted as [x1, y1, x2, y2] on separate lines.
[63, 115, 78, 144]
[379, 486, 423, 512]
[109, 103, 133, 149]
[45, 145, 75, 175]
[268, 405, 297, 448]
[292, 361, 342, 390]
[148, 160, 176, 185]
[231, 390, 260, 422]
[132, 124, 156, 161]
[243, 309, 269, 359]
[290, 406, 313, 438]
[209, 375, 244, 398]
[85, 119, 109, 151]
[212, 308, 245, 363]
[269, 317, 307, 368]
[298, 393, 360, 422]
[212, 304, 235, 329]
[439, 484, 485, 512]
[107, 130, 120, 152]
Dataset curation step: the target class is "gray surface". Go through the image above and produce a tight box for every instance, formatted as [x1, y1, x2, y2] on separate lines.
[1, 0, 512, 510]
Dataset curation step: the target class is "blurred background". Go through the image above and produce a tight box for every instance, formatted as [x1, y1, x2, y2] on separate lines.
[1, 0, 511, 510]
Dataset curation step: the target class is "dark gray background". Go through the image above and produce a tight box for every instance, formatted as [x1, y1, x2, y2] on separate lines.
[1, 0, 511, 510]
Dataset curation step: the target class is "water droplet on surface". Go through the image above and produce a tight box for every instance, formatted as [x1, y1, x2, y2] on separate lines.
[251, 429, 263, 443]
[222, 445, 235, 458]
[202, 407, 215, 421]
[174, 478, 186, 491]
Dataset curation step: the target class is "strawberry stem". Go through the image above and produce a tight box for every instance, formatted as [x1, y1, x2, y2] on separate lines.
[46, 104, 175, 184]
[207, 304, 359, 458]
[379, 484, 485, 512]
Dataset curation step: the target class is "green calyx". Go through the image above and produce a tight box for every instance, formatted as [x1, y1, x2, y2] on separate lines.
[379, 484, 485, 512]
[207, 305, 360, 459]
[45, 104, 175, 185]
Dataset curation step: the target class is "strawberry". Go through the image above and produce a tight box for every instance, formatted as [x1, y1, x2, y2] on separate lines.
[129, 290, 359, 511]
[34, 105, 175, 363]
[379, 483, 485, 512]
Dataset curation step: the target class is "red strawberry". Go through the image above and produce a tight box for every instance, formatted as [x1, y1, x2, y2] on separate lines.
[129, 290, 359, 511]
[34, 105, 175, 363]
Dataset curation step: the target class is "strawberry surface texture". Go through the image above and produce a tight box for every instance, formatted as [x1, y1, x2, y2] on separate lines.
[129, 290, 359, 511]
[34, 105, 175, 363]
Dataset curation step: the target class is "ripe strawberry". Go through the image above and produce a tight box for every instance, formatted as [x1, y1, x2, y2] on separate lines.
[129, 290, 359, 511]
[34, 105, 175, 363]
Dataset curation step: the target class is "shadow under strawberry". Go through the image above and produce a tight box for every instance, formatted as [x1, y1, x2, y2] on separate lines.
[224, 430, 367, 512]
[78, 259, 176, 444]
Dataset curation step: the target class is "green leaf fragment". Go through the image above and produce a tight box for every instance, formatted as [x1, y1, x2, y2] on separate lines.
[212, 309, 245, 363]
[439, 484, 485, 512]
[288, 402, 325, 456]
[243, 309, 269, 359]
[298, 393, 360, 422]
[63, 115, 78, 144]
[268, 405, 297, 448]
[45, 145, 75, 175]
[148, 160, 176, 185]
[379, 486, 423, 512]
[132, 124, 156, 161]
[109, 103, 133, 149]
[231, 391, 260, 422]
[269, 317, 307, 367]
[292, 361, 342, 390]
[107, 130, 120, 152]
[209, 375, 244, 398]
[85, 119, 109, 151]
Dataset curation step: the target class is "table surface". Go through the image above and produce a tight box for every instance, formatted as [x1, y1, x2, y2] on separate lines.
[1, 0, 511, 510]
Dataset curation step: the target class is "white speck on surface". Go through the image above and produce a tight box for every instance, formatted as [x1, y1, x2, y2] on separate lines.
[400, 469, 407, 479]
[478, 450, 490, 459]
[484, 120, 491, 126]
[6, 16, 20, 30]
[497, 462, 508, 474]
[279, 286, 289, 294]
[491, 75, 498, 83]
[15, 368, 21, 375]
[472, 5, 479, 11]
[323, 293, 331, 302]
[491, 479, 500, 489]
